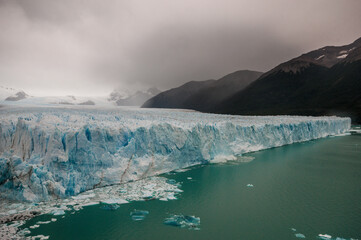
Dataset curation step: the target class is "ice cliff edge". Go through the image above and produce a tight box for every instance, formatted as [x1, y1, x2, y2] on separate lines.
[0, 107, 351, 202]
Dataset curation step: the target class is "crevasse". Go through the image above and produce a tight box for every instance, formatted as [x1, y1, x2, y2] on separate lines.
[0, 107, 351, 202]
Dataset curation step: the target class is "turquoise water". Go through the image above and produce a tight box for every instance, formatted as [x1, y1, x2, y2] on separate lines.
[24, 132, 361, 239]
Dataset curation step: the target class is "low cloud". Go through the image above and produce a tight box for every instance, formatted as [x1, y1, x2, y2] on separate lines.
[0, 0, 360, 96]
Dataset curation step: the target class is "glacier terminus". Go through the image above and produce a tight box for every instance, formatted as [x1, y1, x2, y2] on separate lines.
[0, 106, 351, 202]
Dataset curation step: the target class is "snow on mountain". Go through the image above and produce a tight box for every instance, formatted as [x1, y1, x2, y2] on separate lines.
[0, 106, 350, 202]
[336, 54, 348, 59]
[0, 85, 160, 107]
[0, 86, 29, 102]
[265, 37, 361, 76]
[108, 87, 161, 106]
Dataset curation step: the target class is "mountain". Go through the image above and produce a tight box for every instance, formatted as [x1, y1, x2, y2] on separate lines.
[0, 86, 29, 102]
[109, 87, 161, 106]
[142, 79, 216, 109]
[142, 70, 263, 110]
[213, 37, 361, 123]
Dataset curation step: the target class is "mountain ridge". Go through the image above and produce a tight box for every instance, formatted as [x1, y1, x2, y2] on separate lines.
[142, 70, 263, 110]
[212, 37, 361, 123]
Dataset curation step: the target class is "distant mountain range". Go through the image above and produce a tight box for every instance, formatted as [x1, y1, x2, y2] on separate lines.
[142, 70, 263, 111]
[0, 86, 29, 102]
[0, 86, 160, 107]
[143, 37, 361, 123]
[109, 87, 161, 106]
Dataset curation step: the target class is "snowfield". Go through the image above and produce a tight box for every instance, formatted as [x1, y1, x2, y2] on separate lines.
[0, 106, 351, 202]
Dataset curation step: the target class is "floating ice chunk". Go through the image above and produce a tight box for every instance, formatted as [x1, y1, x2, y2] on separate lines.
[173, 169, 187, 173]
[37, 220, 51, 225]
[52, 209, 65, 216]
[319, 234, 332, 239]
[246, 184, 254, 187]
[81, 201, 99, 207]
[349, 129, 361, 134]
[159, 198, 168, 201]
[72, 193, 96, 200]
[130, 209, 149, 221]
[51, 218, 57, 222]
[164, 214, 200, 230]
[18, 228, 31, 235]
[291, 228, 297, 232]
[172, 188, 183, 193]
[187, 177, 192, 180]
[31, 235, 49, 239]
[295, 233, 306, 238]
[166, 193, 177, 200]
[100, 203, 119, 211]
[166, 179, 177, 185]
[101, 198, 128, 205]
[29, 224, 40, 229]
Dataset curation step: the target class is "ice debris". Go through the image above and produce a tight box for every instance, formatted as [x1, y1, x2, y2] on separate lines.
[0, 176, 182, 225]
[164, 214, 200, 230]
[36, 221, 51, 225]
[246, 184, 254, 187]
[29, 225, 40, 229]
[30, 235, 49, 240]
[130, 210, 149, 221]
[101, 198, 128, 205]
[52, 210, 65, 216]
[319, 234, 332, 239]
[295, 233, 306, 238]
[100, 203, 119, 211]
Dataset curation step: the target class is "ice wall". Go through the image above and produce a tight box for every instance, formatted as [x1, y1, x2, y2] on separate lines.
[0, 107, 350, 202]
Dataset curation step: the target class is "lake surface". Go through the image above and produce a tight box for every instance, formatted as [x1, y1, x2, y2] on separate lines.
[23, 132, 361, 240]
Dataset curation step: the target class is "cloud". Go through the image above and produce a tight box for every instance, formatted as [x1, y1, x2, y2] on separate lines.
[0, 0, 360, 96]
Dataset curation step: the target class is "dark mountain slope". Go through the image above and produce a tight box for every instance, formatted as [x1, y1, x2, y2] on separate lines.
[182, 70, 263, 111]
[213, 40, 361, 123]
[264, 37, 361, 77]
[142, 70, 262, 110]
[142, 80, 216, 109]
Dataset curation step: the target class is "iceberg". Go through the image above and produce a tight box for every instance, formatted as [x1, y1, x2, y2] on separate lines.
[130, 209, 149, 221]
[163, 214, 200, 230]
[0, 106, 350, 202]
[295, 233, 306, 238]
[319, 234, 332, 239]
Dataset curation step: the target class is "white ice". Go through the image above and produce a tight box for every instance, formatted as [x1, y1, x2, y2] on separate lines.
[0, 106, 350, 202]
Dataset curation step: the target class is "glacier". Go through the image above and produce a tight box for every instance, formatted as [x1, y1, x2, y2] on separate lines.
[0, 106, 351, 202]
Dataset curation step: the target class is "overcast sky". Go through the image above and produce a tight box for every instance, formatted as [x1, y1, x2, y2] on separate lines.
[0, 0, 361, 96]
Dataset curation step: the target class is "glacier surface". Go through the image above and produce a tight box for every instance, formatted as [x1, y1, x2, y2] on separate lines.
[0, 106, 350, 202]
